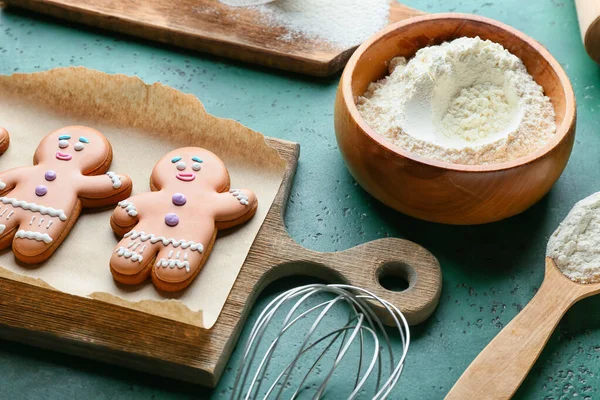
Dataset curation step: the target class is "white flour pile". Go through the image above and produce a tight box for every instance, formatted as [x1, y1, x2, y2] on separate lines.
[220, 0, 391, 48]
[357, 37, 556, 165]
[547, 192, 600, 284]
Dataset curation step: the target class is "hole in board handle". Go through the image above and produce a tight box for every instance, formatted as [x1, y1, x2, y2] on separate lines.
[377, 261, 416, 292]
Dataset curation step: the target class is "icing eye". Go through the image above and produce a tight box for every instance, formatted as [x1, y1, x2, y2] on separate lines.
[171, 156, 182, 163]
[79, 136, 90, 143]
[176, 161, 186, 171]
[58, 135, 71, 140]
[191, 156, 203, 163]
[192, 162, 202, 171]
[74, 142, 84, 151]
[58, 139, 69, 149]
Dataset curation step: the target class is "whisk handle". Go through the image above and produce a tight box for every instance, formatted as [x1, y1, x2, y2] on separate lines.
[445, 258, 583, 399]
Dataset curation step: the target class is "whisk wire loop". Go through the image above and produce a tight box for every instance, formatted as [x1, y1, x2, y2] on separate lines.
[231, 284, 411, 400]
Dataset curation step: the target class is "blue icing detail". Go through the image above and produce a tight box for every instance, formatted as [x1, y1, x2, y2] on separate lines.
[58, 135, 71, 140]
[192, 156, 203, 163]
[171, 156, 182, 163]
[79, 136, 90, 143]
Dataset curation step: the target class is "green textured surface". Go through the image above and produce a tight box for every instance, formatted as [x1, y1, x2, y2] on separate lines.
[0, 0, 599, 398]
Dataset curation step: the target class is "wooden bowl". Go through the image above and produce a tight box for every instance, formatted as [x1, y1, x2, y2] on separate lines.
[334, 14, 576, 225]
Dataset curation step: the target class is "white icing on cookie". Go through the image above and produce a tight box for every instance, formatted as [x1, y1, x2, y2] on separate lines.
[229, 189, 249, 206]
[29, 216, 35, 225]
[0, 224, 5, 234]
[15, 230, 53, 243]
[0, 180, 6, 190]
[115, 246, 143, 262]
[0, 197, 67, 221]
[46, 221, 53, 229]
[155, 258, 190, 272]
[117, 200, 138, 217]
[124, 230, 204, 252]
[106, 171, 122, 189]
[6, 210, 14, 220]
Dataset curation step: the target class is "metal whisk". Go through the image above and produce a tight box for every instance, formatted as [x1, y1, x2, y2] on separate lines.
[231, 284, 410, 399]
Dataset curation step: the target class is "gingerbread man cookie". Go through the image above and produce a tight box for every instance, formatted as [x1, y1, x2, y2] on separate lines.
[0, 126, 132, 263]
[110, 147, 258, 292]
[0, 127, 9, 155]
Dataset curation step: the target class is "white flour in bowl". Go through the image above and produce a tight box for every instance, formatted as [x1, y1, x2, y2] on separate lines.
[547, 192, 600, 284]
[357, 37, 556, 165]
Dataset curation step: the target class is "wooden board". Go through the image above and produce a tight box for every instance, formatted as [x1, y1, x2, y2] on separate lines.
[0, 136, 442, 387]
[2, 0, 423, 77]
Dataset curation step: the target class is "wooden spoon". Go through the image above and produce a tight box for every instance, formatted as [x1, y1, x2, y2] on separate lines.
[446, 257, 600, 399]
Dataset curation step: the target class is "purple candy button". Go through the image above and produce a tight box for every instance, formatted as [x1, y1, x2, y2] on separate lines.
[35, 185, 47, 197]
[172, 193, 187, 206]
[165, 213, 179, 227]
[45, 170, 57, 181]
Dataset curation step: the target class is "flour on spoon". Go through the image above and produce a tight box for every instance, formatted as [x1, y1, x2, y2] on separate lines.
[547, 192, 600, 284]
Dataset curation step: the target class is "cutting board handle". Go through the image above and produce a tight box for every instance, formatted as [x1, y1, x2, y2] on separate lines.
[236, 140, 440, 326]
[325, 237, 441, 325]
[252, 235, 442, 326]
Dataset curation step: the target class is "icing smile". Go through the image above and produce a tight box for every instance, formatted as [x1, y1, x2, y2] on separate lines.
[55, 151, 72, 161]
[176, 172, 196, 182]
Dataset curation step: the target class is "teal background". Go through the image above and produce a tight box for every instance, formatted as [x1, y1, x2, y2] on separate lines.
[1, 0, 599, 398]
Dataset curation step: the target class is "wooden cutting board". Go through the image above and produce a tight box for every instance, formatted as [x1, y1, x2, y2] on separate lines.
[0, 135, 442, 387]
[2, 0, 423, 76]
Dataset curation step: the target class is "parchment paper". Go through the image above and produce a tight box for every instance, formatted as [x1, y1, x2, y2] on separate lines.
[0, 67, 286, 329]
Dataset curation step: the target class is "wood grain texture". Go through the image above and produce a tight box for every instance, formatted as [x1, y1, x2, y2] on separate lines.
[3, 0, 422, 77]
[446, 258, 600, 399]
[0, 136, 442, 387]
[334, 13, 576, 225]
[575, 0, 600, 64]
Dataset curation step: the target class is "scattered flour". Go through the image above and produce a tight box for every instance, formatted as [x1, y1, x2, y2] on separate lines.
[357, 37, 556, 165]
[220, 0, 391, 49]
[547, 192, 600, 284]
